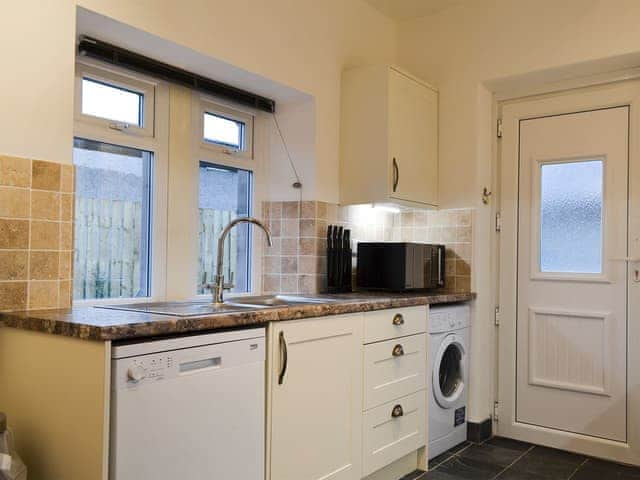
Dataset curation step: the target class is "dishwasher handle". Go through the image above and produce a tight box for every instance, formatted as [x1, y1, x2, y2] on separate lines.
[278, 331, 288, 385]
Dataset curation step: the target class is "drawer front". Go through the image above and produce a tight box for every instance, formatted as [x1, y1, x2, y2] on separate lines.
[362, 391, 426, 477]
[363, 306, 428, 344]
[363, 333, 427, 410]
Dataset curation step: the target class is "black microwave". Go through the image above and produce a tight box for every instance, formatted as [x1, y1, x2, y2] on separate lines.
[356, 242, 445, 291]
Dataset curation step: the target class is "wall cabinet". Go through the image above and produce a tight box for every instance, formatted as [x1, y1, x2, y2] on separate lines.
[267, 314, 364, 480]
[340, 65, 438, 208]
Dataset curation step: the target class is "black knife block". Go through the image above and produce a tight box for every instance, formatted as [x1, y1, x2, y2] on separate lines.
[326, 225, 353, 293]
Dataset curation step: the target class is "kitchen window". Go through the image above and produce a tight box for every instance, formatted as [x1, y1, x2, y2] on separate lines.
[198, 162, 252, 294]
[73, 60, 167, 302]
[198, 99, 254, 159]
[73, 138, 153, 300]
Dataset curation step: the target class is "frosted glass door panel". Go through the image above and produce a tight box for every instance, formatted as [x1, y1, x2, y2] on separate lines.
[540, 160, 604, 274]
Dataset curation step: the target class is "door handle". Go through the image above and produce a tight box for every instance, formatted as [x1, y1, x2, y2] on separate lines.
[392, 157, 399, 192]
[278, 331, 288, 385]
[392, 313, 404, 326]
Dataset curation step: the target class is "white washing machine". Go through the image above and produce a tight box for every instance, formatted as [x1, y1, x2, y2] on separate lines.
[428, 304, 470, 459]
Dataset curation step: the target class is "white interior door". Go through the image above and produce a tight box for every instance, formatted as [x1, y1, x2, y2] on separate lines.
[498, 82, 640, 465]
[517, 107, 628, 441]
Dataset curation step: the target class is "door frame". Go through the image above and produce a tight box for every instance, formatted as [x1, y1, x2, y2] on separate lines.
[497, 80, 640, 465]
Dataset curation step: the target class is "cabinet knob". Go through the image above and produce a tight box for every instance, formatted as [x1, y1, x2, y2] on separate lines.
[392, 344, 405, 357]
[392, 313, 404, 326]
[391, 404, 404, 418]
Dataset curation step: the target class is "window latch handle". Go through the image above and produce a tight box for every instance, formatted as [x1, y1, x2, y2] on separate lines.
[109, 122, 130, 132]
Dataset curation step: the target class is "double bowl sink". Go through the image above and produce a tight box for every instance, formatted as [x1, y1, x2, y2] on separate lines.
[97, 295, 340, 317]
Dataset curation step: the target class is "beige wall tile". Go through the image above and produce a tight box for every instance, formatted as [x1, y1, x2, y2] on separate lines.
[0, 156, 30, 188]
[281, 219, 299, 237]
[298, 275, 320, 294]
[262, 274, 280, 294]
[264, 238, 281, 256]
[281, 238, 298, 256]
[317, 202, 328, 220]
[456, 260, 471, 276]
[28, 281, 59, 309]
[29, 251, 59, 280]
[0, 281, 28, 311]
[456, 226, 472, 243]
[282, 201, 299, 219]
[280, 275, 298, 294]
[263, 256, 280, 274]
[58, 280, 72, 308]
[60, 165, 74, 193]
[59, 251, 73, 280]
[60, 194, 73, 222]
[268, 219, 281, 237]
[300, 201, 316, 219]
[299, 238, 316, 256]
[0, 219, 29, 249]
[31, 190, 60, 220]
[0, 187, 30, 218]
[269, 202, 282, 219]
[32, 160, 61, 191]
[299, 219, 316, 238]
[0, 250, 28, 280]
[281, 256, 297, 274]
[298, 256, 317, 274]
[60, 222, 73, 250]
[30, 221, 60, 250]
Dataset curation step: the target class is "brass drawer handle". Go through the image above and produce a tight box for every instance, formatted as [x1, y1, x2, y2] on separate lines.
[392, 344, 405, 357]
[392, 314, 404, 326]
[391, 404, 404, 418]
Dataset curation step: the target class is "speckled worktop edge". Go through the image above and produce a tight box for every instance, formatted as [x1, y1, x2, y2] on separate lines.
[0, 292, 475, 342]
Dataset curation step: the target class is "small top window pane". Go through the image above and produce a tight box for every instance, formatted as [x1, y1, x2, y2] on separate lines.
[204, 112, 244, 149]
[82, 78, 143, 126]
[540, 159, 604, 274]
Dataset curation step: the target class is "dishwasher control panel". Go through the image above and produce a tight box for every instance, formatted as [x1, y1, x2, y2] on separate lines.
[112, 336, 265, 389]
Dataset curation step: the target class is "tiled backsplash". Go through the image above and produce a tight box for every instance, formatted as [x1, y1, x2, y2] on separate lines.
[262, 201, 473, 294]
[0, 155, 75, 311]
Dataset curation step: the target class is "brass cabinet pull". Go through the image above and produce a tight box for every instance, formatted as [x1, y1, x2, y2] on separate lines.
[392, 344, 405, 357]
[278, 331, 288, 385]
[392, 157, 399, 192]
[391, 404, 404, 418]
[392, 313, 404, 326]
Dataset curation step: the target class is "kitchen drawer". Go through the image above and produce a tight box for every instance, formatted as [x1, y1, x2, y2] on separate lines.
[363, 333, 427, 410]
[362, 391, 426, 477]
[363, 306, 428, 344]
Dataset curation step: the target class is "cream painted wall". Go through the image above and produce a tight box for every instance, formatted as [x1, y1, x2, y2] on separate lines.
[397, 0, 640, 423]
[0, 0, 396, 203]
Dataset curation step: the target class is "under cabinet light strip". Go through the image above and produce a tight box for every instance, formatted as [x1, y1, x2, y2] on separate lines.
[78, 35, 276, 113]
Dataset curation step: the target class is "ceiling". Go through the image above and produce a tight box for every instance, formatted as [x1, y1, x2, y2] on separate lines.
[365, 0, 462, 21]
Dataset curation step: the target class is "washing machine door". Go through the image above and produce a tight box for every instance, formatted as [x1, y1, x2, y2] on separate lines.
[432, 333, 466, 409]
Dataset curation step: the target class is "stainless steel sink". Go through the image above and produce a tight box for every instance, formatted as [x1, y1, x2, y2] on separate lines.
[96, 295, 340, 317]
[225, 295, 339, 308]
[95, 301, 266, 317]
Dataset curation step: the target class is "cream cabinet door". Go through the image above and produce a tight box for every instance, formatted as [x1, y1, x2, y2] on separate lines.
[268, 314, 363, 480]
[388, 68, 438, 206]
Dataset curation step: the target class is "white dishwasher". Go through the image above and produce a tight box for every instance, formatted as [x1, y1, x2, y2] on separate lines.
[110, 328, 265, 480]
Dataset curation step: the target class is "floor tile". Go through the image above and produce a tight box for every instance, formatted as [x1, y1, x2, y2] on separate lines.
[571, 458, 640, 480]
[422, 470, 470, 479]
[484, 436, 533, 453]
[506, 446, 585, 479]
[436, 456, 504, 479]
[458, 443, 525, 468]
[429, 442, 472, 469]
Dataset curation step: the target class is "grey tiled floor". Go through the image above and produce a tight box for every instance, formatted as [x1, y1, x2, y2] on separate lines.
[401, 437, 640, 479]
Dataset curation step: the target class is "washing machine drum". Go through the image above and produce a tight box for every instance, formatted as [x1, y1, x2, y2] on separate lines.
[433, 334, 466, 409]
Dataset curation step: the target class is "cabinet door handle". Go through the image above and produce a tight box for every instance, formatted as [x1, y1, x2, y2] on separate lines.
[392, 344, 405, 357]
[392, 313, 404, 326]
[278, 331, 288, 385]
[391, 404, 404, 418]
[392, 157, 399, 192]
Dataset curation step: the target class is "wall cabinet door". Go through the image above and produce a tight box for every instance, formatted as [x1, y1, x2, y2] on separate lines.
[388, 69, 438, 206]
[268, 314, 363, 480]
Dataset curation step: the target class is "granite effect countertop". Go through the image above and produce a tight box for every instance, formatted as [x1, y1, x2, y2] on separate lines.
[0, 291, 475, 342]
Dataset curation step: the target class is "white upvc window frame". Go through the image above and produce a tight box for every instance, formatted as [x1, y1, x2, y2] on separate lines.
[73, 59, 169, 306]
[196, 96, 254, 160]
[191, 92, 265, 300]
[75, 62, 156, 138]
